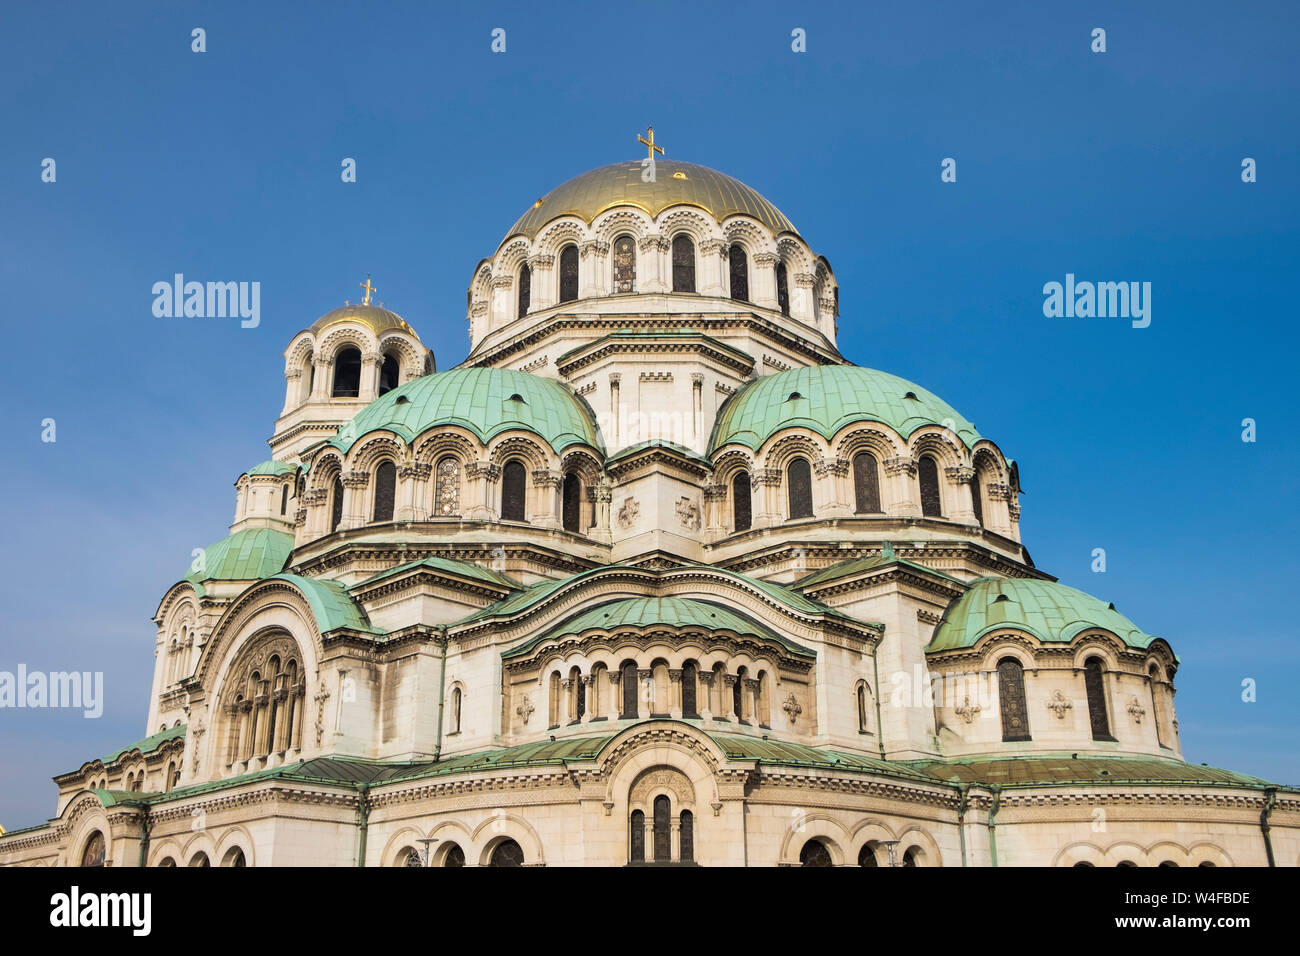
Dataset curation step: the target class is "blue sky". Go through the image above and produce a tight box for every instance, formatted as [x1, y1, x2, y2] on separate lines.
[0, 0, 1296, 827]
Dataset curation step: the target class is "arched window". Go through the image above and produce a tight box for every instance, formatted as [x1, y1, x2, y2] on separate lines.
[501, 460, 526, 521]
[222, 847, 246, 867]
[732, 668, 744, 719]
[548, 671, 561, 728]
[157, 857, 177, 867]
[630, 810, 645, 863]
[451, 686, 462, 734]
[732, 471, 752, 532]
[787, 457, 813, 519]
[443, 844, 466, 867]
[672, 235, 695, 292]
[558, 244, 579, 303]
[728, 244, 749, 301]
[330, 475, 344, 532]
[613, 234, 636, 293]
[562, 472, 581, 533]
[378, 354, 400, 396]
[1084, 657, 1112, 740]
[680, 810, 694, 862]
[681, 661, 698, 717]
[400, 847, 423, 867]
[776, 261, 790, 315]
[621, 661, 638, 718]
[434, 456, 460, 516]
[858, 844, 879, 867]
[918, 455, 943, 517]
[280, 484, 288, 515]
[517, 263, 531, 318]
[331, 347, 361, 398]
[970, 471, 985, 526]
[575, 671, 586, 720]
[997, 658, 1031, 741]
[372, 461, 396, 522]
[1148, 663, 1167, 748]
[857, 683, 870, 732]
[853, 452, 881, 514]
[81, 832, 106, 867]
[901, 847, 919, 867]
[488, 839, 524, 867]
[653, 795, 671, 862]
[189, 852, 210, 868]
[799, 839, 832, 867]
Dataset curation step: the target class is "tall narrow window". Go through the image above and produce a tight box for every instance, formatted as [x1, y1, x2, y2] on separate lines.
[680, 810, 694, 862]
[728, 244, 749, 301]
[630, 810, 645, 863]
[575, 673, 586, 720]
[1149, 664, 1167, 748]
[451, 686, 462, 733]
[776, 261, 790, 315]
[853, 452, 881, 514]
[379, 354, 400, 395]
[857, 684, 869, 732]
[653, 795, 671, 863]
[787, 457, 813, 519]
[562, 472, 581, 532]
[372, 461, 396, 522]
[997, 658, 1031, 741]
[732, 471, 752, 532]
[621, 662, 638, 718]
[501, 460, 526, 521]
[672, 235, 695, 292]
[1084, 657, 1112, 739]
[918, 456, 943, 517]
[613, 234, 636, 293]
[970, 472, 984, 526]
[330, 476, 344, 532]
[681, 662, 698, 717]
[559, 244, 579, 302]
[517, 263, 531, 318]
[435, 456, 460, 516]
[332, 347, 361, 397]
[732, 671, 744, 718]
[280, 484, 288, 515]
[548, 672, 560, 727]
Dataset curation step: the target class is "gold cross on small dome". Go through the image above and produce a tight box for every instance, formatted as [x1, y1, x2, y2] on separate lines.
[638, 126, 664, 160]
[360, 276, 377, 306]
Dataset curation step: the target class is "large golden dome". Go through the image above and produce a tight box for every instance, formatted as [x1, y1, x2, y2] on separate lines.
[504, 160, 798, 241]
[309, 304, 416, 338]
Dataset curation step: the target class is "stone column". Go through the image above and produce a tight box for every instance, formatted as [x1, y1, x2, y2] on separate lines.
[590, 476, 612, 545]
[490, 275, 513, 329]
[698, 672, 715, 722]
[608, 373, 621, 448]
[273, 675, 291, 752]
[945, 466, 978, 524]
[310, 357, 331, 400]
[464, 461, 500, 521]
[720, 674, 737, 721]
[792, 272, 816, 325]
[883, 456, 919, 517]
[702, 483, 727, 540]
[700, 239, 727, 296]
[743, 678, 760, 724]
[341, 470, 370, 529]
[580, 675, 594, 726]
[360, 350, 383, 402]
[815, 456, 851, 517]
[561, 678, 574, 723]
[532, 469, 562, 529]
[639, 235, 668, 293]
[580, 240, 608, 298]
[637, 669, 653, 719]
[668, 669, 684, 719]
[752, 252, 780, 309]
[527, 254, 555, 310]
[752, 468, 783, 527]
[671, 819, 682, 862]
[282, 367, 302, 415]
[608, 670, 623, 719]
[397, 462, 431, 522]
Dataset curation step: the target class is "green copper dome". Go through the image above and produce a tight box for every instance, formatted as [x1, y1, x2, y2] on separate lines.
[926, 577, 1160, 653]
[245, 459, 296, 477]
[184, 528, 294, 594]
[708, 365, 981, 453]
[330, 367, 605, 455]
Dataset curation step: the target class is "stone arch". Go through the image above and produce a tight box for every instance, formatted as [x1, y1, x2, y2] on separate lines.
[1053, 841, 1108, 867]
[413, 429, 478, 468]
[1186, 843, 1233, 867]
[348, 434, 407, 473]
[214, 826, 256, 867]
[317, 326, 377, 364]
[776, 235, 813, 275]
[776, 813, 851, 866]
[535, 219, 587, 259]
[495, 238, 532, 277]
[488, 433, 553, 473]
[1148, 840, 1192, 867]
[657, 208, 715, 246]
[1102, 841, 1149, 867]
[376, 332, 425, 382]
[834, 424, 906, 463]
[847, 819, 898, 865]
[909, 428, 966, 472]
[895, 827, 942, 867]
[62, 793, 112, 867]
[149, 838, 186, 867]
[470, 813, 545, 866]
[593, 208, 653, 243]
[759, 431, 826, 472]
[721, 216, 775, 255]
[1069, 636, 1124, 670]
[598, 722, 724, 815]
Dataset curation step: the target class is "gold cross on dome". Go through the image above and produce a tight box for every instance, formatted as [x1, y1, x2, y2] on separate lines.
[360, 276, 376, 306]
[638, 126, 664, 160]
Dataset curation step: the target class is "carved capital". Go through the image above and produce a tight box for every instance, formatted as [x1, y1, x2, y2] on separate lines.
[946, 465, 976, 483]
[467, 461, 501, 481]
[883, 456, 918, 478]
[753, 252, 779, 266]
[579, 240, 609, 257]
[398, 462, 432, 479]
[341, 470, 370, 488]
[815, 456, 849, 477]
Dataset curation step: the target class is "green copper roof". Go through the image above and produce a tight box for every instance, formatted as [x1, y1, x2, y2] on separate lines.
[245, 459, 296, 477]
[268, 574, 384, 635]
[607, 438, 712, 467]
[927, 577, 1160, 653]
[101, 724, 187, 764]
[796, 547, 964, 590]
[184, 528, 294, 593]
[353, 555, 520, 591]
[330, 367, 604, 455]
[503, 596, 815, 659]
[902, 754, 1276, 789]
[709, 365, 981, 453]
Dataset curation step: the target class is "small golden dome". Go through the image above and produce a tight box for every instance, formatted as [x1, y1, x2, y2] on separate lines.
[504, 160, 798, 242]
[310, 304, 417, 338]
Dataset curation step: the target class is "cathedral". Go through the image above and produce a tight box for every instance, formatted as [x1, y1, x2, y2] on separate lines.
[2, 136, 1295, 867]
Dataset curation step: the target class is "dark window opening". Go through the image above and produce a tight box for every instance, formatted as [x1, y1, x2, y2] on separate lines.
[562, 472, 581, 533]
[680, 811, 694, 862]
[732, 471, 752, 532]
[672, 235, 695, 292]
[787, 457, 813, 519]
[853, 452, 881, 514]
[501, 460, 526, 521]
[517, 263, 531, 318]
[728, 244, 749, 301]
[559, 244, 579, 303]
[613, 234, 636, 293]
[332, 347, 361, 398]
[330, 476, 344, 532]
[621, 662, 638, 718]
[372, 461, 396, 522]
[918, 456, 943, 517]
[378, 354, 400, 396]
[653, 795, 671, 863]
[630, 810, 645, 863]
[776, 262, 790, 316]
[800, 840, 832, 867]
[1085, 657, 1113, 740]
[681, 662, 698, 717]
[997, 658, 1031, 741]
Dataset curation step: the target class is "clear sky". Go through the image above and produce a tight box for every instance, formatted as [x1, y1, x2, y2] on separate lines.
[0, 0, 1296, 827]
